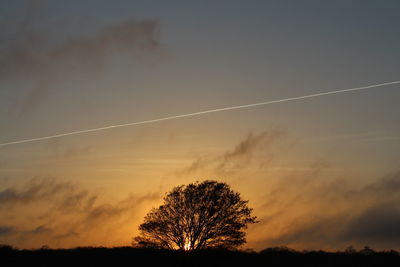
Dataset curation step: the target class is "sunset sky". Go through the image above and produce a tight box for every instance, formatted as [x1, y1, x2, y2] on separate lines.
[1, 0, 400, 251]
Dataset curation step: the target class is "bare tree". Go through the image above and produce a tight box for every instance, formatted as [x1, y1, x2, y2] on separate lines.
[133, 180, 257, 250]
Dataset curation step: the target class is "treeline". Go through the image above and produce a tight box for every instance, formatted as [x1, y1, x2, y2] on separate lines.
[1, 245, 399, 267]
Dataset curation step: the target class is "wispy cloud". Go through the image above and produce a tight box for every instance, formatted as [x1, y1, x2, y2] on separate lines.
[342, 202, 400, 247]
[253, 172, 400, 250]
[178, 129, 284, 176]
[0, 1, 161, 116]
[0, 177, 161, 248]
[0, 178, 75, 205]
[175, 130, 400, 250]
[0, 226, 16, 237]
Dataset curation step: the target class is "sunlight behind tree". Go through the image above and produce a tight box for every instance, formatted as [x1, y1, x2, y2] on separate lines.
[133, 180, 257, 250]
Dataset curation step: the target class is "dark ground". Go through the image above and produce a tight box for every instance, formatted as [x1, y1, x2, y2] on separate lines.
[1, 245, 399, 267]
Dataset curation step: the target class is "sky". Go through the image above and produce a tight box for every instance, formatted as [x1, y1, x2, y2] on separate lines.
[0, 0, 400, 251]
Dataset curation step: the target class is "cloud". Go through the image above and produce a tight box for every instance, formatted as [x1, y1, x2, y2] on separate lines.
[19, 0, 42, 35]
[56, 190, 92, 213]
[0, 224, 52, 237]
[0, 226, 16, 236]
[179, 129, 284, 176]
[217, 130, 282, 171]
[0, 1, 161, 116]
[0, 224, 54, 242]
[224, 131, 280, 159]
[50, 19, 160, 67]
[262, 216, 346, 249]
[254, 172, 400, 250]
[2, 131, 398, 250]
[0, 178, 161, 248]
[55, 231, 79, 240]
[1, 13, 160, 78]
[61, 146, 94, 159]
[355, 172, 400, 199]
[0, 178, 75, 205]
[82, 192, 160, 226]
[342, 203, 400, 246]
[39, 140, 96, 161]
[17, 77, 55, 117]
[170, 130, 400, 250]
[28, 225, 52, 235]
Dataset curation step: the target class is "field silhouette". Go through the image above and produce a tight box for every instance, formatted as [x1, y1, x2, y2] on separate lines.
[1, 245, 399, 267]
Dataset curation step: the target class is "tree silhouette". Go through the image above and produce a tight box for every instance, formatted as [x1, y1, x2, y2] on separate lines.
[133, 180, 257, 250]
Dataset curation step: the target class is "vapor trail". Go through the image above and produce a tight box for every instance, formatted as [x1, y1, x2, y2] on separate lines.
[1, 80, 399, 147]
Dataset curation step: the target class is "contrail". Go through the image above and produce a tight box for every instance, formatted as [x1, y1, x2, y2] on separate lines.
[1, 80, 399, 147]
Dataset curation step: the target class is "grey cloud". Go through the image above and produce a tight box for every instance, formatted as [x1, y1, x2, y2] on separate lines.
[1, 0, 46, 79]
[17, 77, 55, 117]
[179, 130, 284, 175]
[1, 2, 161, 115]
[86, 204, 126, 223]
[19, 0, 42, 34]
[0, 177, 98, 217]
[0, 225, 52, 240]
[355, 172, 400, 199]
[0, 226, 16, 236]
[48, 191, 162, 246]
[0, 178, 161, 247]
[83, 192, 160, 225]
[0, 178, 75, 205]
[50, 19, 160, 68]
[264, 216, 346, 248]
[55, 231, 79, 240]
[342, 202, 400, 247]
[180, 158, 205, 174]
[29, 225, 52, 235]
[0, 224, 51, 238]
[1, 17, 160, 78]
[0, 177, 159, 216]
[42, 140, 96, 160]
[224, 131, 281, 159]
[256, 172, 400, 250]
[175, 130, 400, 250]
[217, 130, 282, 171]
[61, 146, 94, 159]
[57, 190, 92, 213]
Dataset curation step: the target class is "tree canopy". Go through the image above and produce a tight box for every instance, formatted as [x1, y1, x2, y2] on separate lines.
[133, 180, 257, 250]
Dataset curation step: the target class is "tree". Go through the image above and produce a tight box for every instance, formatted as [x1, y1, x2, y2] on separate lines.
[133, 180, 257, 250]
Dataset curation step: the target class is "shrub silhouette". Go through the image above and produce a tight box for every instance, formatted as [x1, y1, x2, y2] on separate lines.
[133, 180, 257, 250]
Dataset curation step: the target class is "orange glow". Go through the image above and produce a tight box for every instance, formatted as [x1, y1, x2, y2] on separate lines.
[184, 241, 191, 251]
